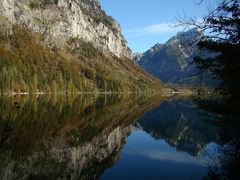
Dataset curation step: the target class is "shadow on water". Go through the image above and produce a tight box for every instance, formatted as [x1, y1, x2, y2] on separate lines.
[195, 97, 240, 179]
[0, 94, 163, 179]
[135, 98, 221, 156]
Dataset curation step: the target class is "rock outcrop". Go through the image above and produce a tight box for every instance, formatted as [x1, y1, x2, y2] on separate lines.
[0, 0, 131, 58]
[134, 28, 207, 84]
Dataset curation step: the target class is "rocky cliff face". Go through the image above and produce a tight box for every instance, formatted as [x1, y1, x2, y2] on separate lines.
[135, 28, 207, 84]
[0, 0, 131, 58]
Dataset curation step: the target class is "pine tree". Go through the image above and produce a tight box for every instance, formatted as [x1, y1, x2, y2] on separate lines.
[194, 0, 240, 98]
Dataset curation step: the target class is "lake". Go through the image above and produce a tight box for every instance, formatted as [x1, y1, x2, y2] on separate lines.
[0, 95, 227, 179]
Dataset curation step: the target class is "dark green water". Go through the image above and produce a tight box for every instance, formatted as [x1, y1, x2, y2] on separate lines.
[0, 95, 228, 179]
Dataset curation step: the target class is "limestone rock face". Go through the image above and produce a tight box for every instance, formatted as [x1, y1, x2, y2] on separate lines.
[0, 0, 131, 58]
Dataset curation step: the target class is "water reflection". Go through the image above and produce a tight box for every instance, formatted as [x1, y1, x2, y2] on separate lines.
[0, 95, 222, 179]
[0, 94, 162, 179]
[136, 98, 220, 156]
[101, 98, 221, 180]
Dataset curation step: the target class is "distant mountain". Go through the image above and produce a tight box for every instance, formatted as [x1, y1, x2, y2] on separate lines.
[132, 52, 143, 63]
[134, 28, 215, 85]
[133, 43, 163, 63]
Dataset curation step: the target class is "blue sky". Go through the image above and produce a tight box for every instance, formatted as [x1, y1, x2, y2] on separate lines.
[99, 0, 214, 53]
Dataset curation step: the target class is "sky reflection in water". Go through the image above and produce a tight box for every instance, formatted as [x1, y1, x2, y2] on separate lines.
[0, 95, 221, 180]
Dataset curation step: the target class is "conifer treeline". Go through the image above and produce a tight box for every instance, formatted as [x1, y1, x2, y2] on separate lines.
[0, 25, 162, 94]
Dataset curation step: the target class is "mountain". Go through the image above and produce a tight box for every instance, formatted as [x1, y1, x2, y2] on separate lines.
[0, 0, 162, 94]
[134, 28, 212, 85]
[0, 0, 130, 58]
[135, 99, 220, 156]
[132, 52, 143, 63]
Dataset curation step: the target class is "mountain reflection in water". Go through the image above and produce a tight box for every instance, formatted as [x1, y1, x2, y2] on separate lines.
[0, 95, 222, 179]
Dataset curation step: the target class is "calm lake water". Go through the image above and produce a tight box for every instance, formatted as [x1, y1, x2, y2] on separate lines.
[0, 95, 224, 179]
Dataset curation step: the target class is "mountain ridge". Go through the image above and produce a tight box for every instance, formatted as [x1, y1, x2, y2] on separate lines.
[134, 28, 207, 85]
[0, 0, 131, 58]
[0, 0, 163, 94]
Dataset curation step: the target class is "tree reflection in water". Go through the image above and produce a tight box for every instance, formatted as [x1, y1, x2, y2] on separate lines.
[0, 94, 162, 179]
[194, 91, 240, 179]
[0, 94, 239, 179]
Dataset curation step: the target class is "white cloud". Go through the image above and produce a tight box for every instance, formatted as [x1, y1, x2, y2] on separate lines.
[124, 22, 182, 36]
[125, 149, 215, 167]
